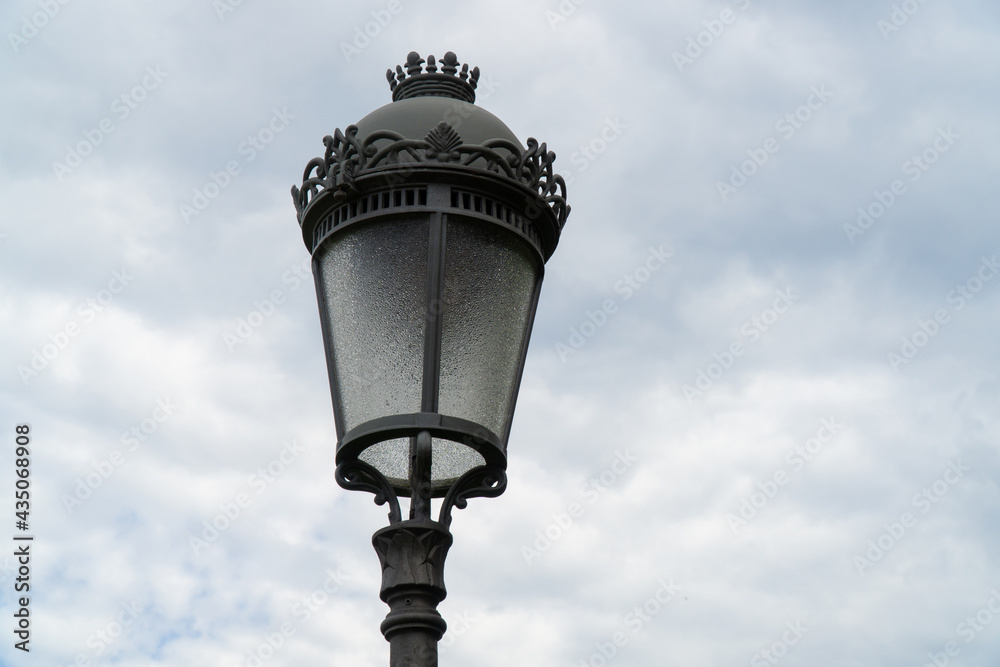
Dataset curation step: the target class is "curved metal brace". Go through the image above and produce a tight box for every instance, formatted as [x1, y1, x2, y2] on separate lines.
[359, 129, 408, 164]
[360, 128, 408, 145]
[545, 173, 570, 228]
[438, 466, 507, 528]
[456, 145, 517, 178]
[292, 157, 330, 214]
[335, 459, 402, 525]
[546, 195, 570, 229]
[481, 138, 522, 155]
[366, 138, 429, 167]
[341, 124, 364, 152]
[515, 138, 554, 194]
[301, 155, 329, 183]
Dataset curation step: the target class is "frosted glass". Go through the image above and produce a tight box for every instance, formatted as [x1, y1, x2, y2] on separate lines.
[431, 438, 486, 486]
[316, 215, 534, 493]
[438, 219, 541, 441]
[359, 438, 411, 488]
[314, 219, 429, 434]
[358, 437, 487, 491]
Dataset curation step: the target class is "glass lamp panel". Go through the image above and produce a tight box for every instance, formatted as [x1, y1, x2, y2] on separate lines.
[438, 218, 541, 443]
[358, 437, 411, 488]
[314, 218, 429, 435]
[431, 437, 486, 489]
[358, 436, 487, 492]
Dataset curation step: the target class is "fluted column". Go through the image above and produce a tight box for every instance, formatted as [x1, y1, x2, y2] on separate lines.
[373, 520, 453, 667]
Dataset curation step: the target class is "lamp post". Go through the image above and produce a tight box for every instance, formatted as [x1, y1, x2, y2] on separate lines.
[291, 51, 570, 666]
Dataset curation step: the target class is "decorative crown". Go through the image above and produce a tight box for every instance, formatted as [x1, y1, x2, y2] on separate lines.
[386, 51, 480, 104]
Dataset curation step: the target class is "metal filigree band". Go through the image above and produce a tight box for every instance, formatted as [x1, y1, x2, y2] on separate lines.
[291, 122, 570, 231]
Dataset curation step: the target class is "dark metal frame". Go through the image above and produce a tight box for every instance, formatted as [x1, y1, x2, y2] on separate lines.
[297, 133, 566, 501]
[291, 51, 568, 667]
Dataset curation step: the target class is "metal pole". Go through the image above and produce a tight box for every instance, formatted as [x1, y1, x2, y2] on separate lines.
[409, 430, 433, 522]
[367, 429, 449, 666]
[373, 519, 452, 667]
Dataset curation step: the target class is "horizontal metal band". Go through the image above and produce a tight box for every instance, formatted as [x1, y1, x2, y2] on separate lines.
[336, 412, 506, 471]
[309, 185, 429, 253]
[302, 168, 558, 263]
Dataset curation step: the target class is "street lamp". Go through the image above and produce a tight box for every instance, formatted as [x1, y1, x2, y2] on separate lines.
[291, 51, 569, 666]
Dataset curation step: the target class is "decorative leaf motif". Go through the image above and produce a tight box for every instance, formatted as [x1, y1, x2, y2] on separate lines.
[424, 122, 463, 161]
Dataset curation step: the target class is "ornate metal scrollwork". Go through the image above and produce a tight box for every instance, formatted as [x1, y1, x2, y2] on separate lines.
[335, 459, 402, 524]
[438, 465, 507, 528]
[291, 126, 364, 212]
[514, 137, 570, 228]
[292, 122, 569, 229]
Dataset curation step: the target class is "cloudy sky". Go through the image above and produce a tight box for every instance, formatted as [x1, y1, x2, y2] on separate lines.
[2, 0, 1000, 665]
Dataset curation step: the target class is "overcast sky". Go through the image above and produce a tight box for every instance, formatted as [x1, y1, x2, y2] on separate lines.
[2, 0, 1000, 665]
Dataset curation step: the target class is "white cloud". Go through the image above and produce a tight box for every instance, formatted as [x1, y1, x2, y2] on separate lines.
[2, 0, 999, 665]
